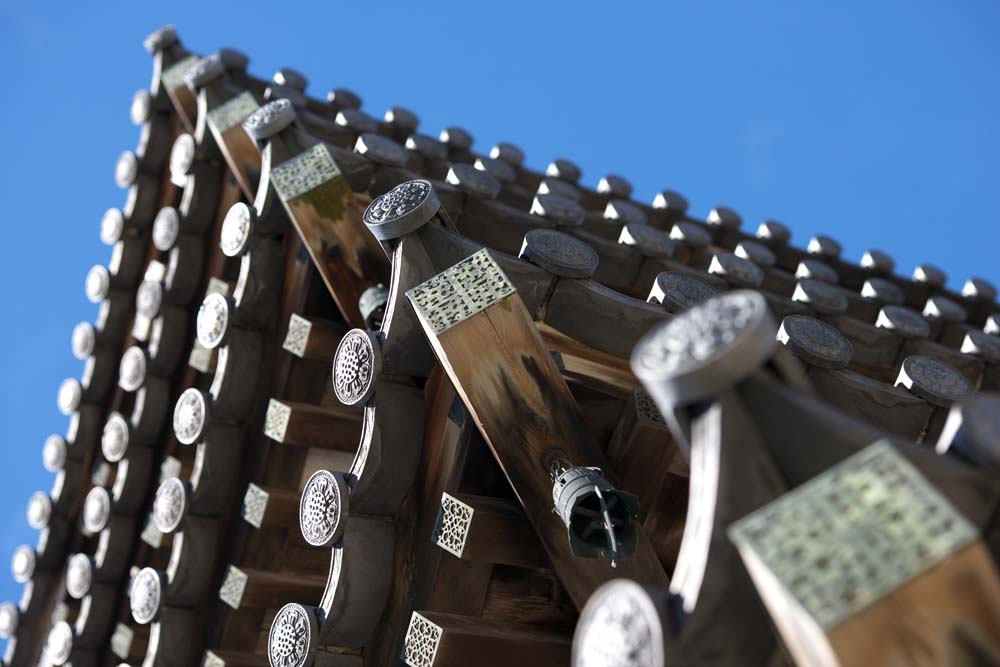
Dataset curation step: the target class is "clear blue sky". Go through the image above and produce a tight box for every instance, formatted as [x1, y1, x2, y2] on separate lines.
[1, 0, 998, 619]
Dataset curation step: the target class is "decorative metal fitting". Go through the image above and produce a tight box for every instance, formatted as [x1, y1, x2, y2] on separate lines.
[551, 463, 639, 567]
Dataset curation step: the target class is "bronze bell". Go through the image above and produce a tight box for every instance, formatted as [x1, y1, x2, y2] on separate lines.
[552, 465, 639, 567]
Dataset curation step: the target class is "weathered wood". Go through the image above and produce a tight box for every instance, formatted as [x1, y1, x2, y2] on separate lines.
[282, 314, 347, 361]
[219, 566, 326, 610]
[432, 493, 544, 569]
[263, 399, 361, 451]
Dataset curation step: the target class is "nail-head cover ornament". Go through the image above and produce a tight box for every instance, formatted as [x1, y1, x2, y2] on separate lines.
[268, 603, 318, 667]
[130, 567, 163, 624]
[648, 272, 718, 313]
[896, 355, 974, 408]
[777, 315, 854, 370]
[243, 98, 296, 140]
[82, 487, 111, 534]
[102, 412, 130, 462]
[153, 477, 188, 534]
[65, 553, 93, 600]
[299, 470, 350, 547]
[363, 179, 441, 241]
[573, 579, 665, 667]
[332, 329, 381, 407]
[174, 388, 208, 445]
[519, 228, 600, 279]
[197, 292, 231, 349]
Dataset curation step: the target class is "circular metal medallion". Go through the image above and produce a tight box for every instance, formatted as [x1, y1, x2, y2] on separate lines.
[197, 293, 231, 349]
[668, 222, 711, 248]
[355, 133, 408, 168]
[896, 355, 973, 408]
[963, 277, 997, 301]
[792, 278, 848, 315]
[474, 156, 516, 184]
[861, 277, 905, 305]
[404, 133, 448, 161]
[153, 477, 187, 534]
[598, 174, 633, 199]
[72, 322, 96, 360]
[143, 25, 177, 53]
[136, 280, 164, 320]
[573, 579, 665, 667]
[923, 295, 967, 323]
[27, 491, 52, 529]
[268, 603, 319, 667]
[152, 207, 181, 252]
[631, 290, 776, 407]
[43, 435, 67, 472]
[520, 229, 600, 279]
[795, 258, 839, 284]
[220, 202, 255, 257]
[735, 240, 776, 268]
[942, 394, 1000, 469]
[173, 388, 208, 445]
[170, 133, 196, 182]
[363, 179, 440, 241]
[0, 601, 17, 639]
[119, 346, 147, 392]
[102, 412, 130, 462]
[706, 206, 741, 229]
[652, 190, 689, 215]
[530, 193, 586, 227]
[807, 234, 842, 259]
[100, 208, 125, 245]
[961, 329, 1000, 364]
[183, 54, 225, 89]
[11, 544, 35, 583]
[333, 329, 381, 406]
[913, 264, 946, 288]
[82, 487, 111, 534]
[546, 158, 581, 183]
[777, 315, 854, 370]
[709, 252, 764, 288]
[383, 106, 419, 133]
[861, 249, 894, 274]
[446, 162, 501, 199]
[130, 567, 162, 625]
[85, 265, 111, 303]
[439, 126, 473, 151]
[489, 141, 525, 166]
[65, 553, 93, 600]
[130, 89, 152, 126]
[756, 220, 792, 244]
[115, 150, 138, 188]
[537, 177, 581, 202]
[299, 470, 349, 547]
[335, 108, 378, 133]
[46, 620, 74, 665]
[605, 199, 648, 226]
[648, 272, 718, 313]
[243, 99, 296, 140]
[876, 305, 930, 340]
[619, 223, 675, 259]
[57, 378, 82, 416]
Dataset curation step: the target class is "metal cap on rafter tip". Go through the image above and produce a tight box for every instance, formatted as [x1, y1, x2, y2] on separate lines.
[169, 133, 196, 185]
[100, 207, 125, 246]
[27, 491, 52, 530]
[546, 158, 582, 183]
[196, 293, 236, 350]
[43, 434, 68, 472]
[118, 346, 148, 393]
[708, 252, 764, 288]
[618, 224, 676, 260]
[0, 601, 18, 640]
[861, 249, 895, 275]
[861, 277, 905, 306]
[896, 355, 973, 408]
[57, 378, 82, 416]
[446, 163, 502, 200]
[405, 133, 448, 161]
[359, 285, 390, 330]
[268, 603, 320, 667]
[218, 48, 249, 72]
[651, 190, 689, 216]
[520, 229, 600, 279]
[474, 156, 517, 185]
[756, 219, 792, 245]
[327, 87, 362, 110]
[335, 108, 379, 134]
[136, 279, 164, 321]
[490, 141, 525, 166]
[173, 388, 209, 446]
[605, 199, 648, 226]
[130, 89, 152, 126]
[648, 272, 718, 312]
[85, 264, 111, 303]
[152, 206, 181, 252]
[876, 305, 931, 340]
[266, 84, 307, 109]
[142, 25, 178, 54]
[923, 295, 967, 323]
[114, 150, 139, 188]
[355, 133, 408, 167]
[272, 67, 308, 91]
[962, 277, 997, 303]
[72, 322, 96, 360]
[632, 290, 777, 407]
[792, 278, 848, 316]
[552, 465, 639, 565]
[806, 234, 842, 260]
[102, 412, 131, 463]
[960, 329, 1000, 365]
[573, 579, 668, 667]
[706, 205, 741, 230]
[82, 487, 111, 534]
[438, 126, 473, 151]
[735, 240, 777, 268]
[936, 393, 1000, 470]
[46, 620, 76, 666]
[777, 315, 854, 370]
[130, 567, 165, 625]
[598, 174, 633, 199]
[795, 258, 839, 285]
[537, 177, 582, 202]
[531, 193, 586, 227]
[332, 329, 382, 407]
[65, 553, 94, 600]
[11, 544, 36, 583]
[383, 106, 419, 135]
[153, 477, 190, 534]
[183, 54, 225, 90]
[985, 314, 1000, 336]
[668, 221, 712, 249]
[913, 263, 947, 289]
[220, 202, 256, 258]
[363, 179, 441, 241]
[242, 99, 297, 141]
[299, 469, 352, 547]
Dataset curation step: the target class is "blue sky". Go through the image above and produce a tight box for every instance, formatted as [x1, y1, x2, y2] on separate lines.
[1, 0, 998, 620]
